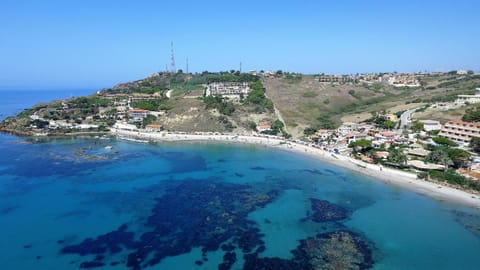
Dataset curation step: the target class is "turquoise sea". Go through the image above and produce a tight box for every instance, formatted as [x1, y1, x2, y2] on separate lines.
[1, 90, 480, 269]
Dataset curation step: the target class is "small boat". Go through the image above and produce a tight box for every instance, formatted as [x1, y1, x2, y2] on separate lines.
[104, 145, 113, 150]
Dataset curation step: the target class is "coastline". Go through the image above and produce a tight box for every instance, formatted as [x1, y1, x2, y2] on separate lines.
[112, 128, 480, 209]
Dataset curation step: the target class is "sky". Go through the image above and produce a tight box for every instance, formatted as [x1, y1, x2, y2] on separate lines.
[0, 0, 479, 90]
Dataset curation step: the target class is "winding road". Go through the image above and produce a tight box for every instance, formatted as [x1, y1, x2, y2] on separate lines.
[400, 108, 419, 130]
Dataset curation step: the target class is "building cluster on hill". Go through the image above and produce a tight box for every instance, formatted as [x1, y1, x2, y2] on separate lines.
[205, 82, 251, 96]
[315, 72, 420, 87]
[303, 91, 480, 180]
[455, 88, 480, 104]
[318, 74, 356, 84]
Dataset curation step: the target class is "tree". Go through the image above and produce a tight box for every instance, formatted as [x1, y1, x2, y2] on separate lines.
[470, 136, 480, 153]
[383, 120, 396, 130]
[271, 120, 284, 130]
[411, 121, 424, 132]
[142, 115, 157, 128]
[304, 127, 317, 136]
[348, 139, 372, 153]
[448, 148, 471, 168]
[427, 147, 452, 172]
[387, 147, 408, 166]
[432, 136, 458, 147]
[462, 106, 480, 122]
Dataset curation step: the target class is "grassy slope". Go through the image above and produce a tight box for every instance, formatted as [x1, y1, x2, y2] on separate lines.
[263, 74, 480, 137]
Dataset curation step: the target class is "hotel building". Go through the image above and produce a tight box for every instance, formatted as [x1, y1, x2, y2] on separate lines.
[438, 120, 480, 143]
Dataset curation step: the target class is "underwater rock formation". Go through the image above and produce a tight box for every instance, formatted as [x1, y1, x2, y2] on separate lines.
[243, 230, 374, 270]
[61, 179, 279, 269]
[310, 198, 349, 222]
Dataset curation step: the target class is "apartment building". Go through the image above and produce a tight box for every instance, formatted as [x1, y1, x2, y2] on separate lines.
[205, 82, 251, 96]
[439, 120, 480, 143]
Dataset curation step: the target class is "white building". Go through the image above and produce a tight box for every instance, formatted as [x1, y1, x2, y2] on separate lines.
[456, 88, 480, 104]
[128, 109, 149, 122]
[420, 120, 442, 132]
[205, 82, 251, 96]
[338, 122, 359, 135]
[113, 122, 138, 131]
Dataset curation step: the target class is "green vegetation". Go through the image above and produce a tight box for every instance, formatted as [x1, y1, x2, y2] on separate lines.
[203, 96, 236, 116]
[284, 73, 302, 84]
[424, 170, 480, 192]
[72, 96, 111, 108]
[370, 82, 384, 92]
[462, 105, 480, 122]
[411, 121, 424, 132]
[348, 139, 372, 154]
[383, 120, 396, 130]
[432, 136, 458, 147]
[142, 115, 157, 128]
[261, 120, 285, 136]
[303, 127, 317, 136]
[316, 114, 336, 129]
[131, 99, 174, 111]
[247, 121, 257, 131]
[469, 137, 480, 153]
[244, 81, 274, 112]
[348, 89, 360, 99]
[448, 148, 472, 168]
[217, 115, 235, 131]
[368, 114, 397, 129]
[302, 91, 318, 98]
[386, 146, 408, 167]
[437, 74, 480, 89]
[427, 145, 471, 170]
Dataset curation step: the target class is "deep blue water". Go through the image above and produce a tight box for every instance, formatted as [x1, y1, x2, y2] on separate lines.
[1, 91, 480, 269]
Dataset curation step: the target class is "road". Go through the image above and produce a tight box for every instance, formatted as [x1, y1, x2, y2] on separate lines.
[400, 108, 418, 130]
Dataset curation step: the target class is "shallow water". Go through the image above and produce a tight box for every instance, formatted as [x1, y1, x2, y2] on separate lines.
[0, 135, 480, 269]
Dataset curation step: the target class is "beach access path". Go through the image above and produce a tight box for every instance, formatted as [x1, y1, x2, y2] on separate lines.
[111, 128, 480, 208]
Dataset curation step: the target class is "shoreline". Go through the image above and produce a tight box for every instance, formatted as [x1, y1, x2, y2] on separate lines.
[112, 128, 480, 209]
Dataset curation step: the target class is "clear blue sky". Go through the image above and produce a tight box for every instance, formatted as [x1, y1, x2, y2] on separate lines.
[1, 0, 479, 90]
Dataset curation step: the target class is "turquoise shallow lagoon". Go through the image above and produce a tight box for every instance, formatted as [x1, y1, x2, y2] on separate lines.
[1, 134, 480, 269]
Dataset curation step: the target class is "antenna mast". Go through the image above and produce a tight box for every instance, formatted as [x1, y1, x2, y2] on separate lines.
[170, 42, 176, 73]
[186, 58, 189, 74]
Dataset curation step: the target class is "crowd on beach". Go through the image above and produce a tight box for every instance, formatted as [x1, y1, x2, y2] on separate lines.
[111, 127, 480, 208]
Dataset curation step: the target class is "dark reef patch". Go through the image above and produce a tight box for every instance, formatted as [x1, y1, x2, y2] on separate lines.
[250, 166, 267, 171]
[61, 178, 279, 269]
[243, 230, 374, 270]
[0, 138, 130, 178]
[452, 210, 480, 238]
[310, 198, 349, 222]
[301, 169, 325, 175]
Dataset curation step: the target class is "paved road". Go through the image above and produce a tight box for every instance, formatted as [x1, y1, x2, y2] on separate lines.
[400, 108, 418, 130]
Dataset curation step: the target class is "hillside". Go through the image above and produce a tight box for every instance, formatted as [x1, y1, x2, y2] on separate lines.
[263, 73, 480, 137]
[2, 71, 480, 139]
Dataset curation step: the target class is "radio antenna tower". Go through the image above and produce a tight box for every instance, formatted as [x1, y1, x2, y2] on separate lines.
[186, 58, 189, 74]
[170, 42, 176, 73]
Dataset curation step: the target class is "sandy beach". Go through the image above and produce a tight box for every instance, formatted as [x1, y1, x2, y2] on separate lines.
[112, 128, 480, 208]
